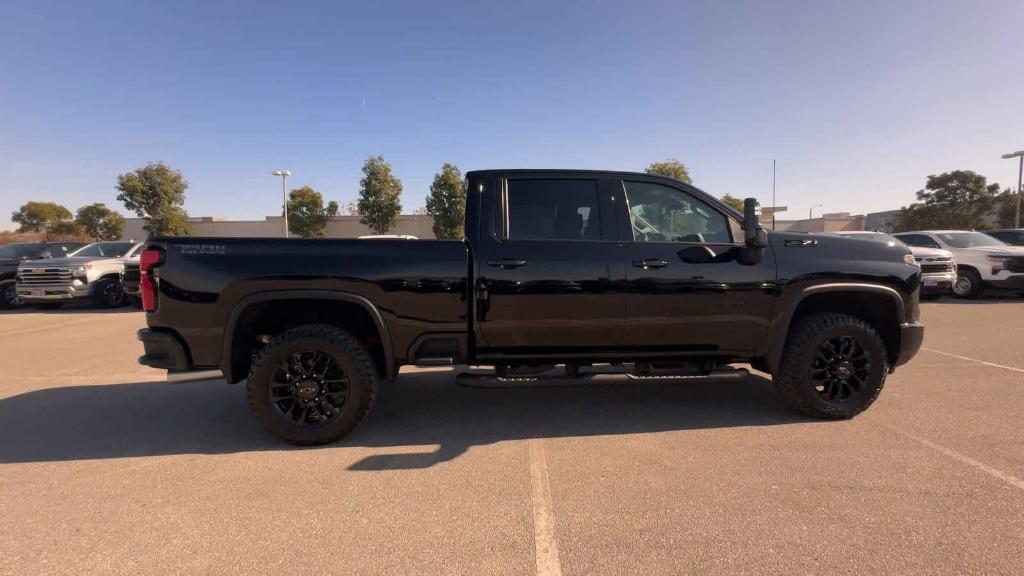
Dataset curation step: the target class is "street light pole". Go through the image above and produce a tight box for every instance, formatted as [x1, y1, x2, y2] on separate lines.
[272, 170, 291, 237]
[1003, 151, 1024, 228]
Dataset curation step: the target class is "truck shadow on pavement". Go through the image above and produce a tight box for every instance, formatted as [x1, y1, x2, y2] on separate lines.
[0, 370, 812, 467]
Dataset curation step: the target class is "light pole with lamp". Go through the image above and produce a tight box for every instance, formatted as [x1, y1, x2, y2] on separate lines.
[272, 170, 291, 237]
[1001, 151, 1023, 228]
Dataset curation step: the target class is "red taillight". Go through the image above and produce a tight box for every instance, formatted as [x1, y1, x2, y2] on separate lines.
[140, 247, 164, 312]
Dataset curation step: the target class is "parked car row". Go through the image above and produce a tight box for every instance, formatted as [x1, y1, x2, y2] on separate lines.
[826, 228, 1024, 300]
[0, 240, 142, 309]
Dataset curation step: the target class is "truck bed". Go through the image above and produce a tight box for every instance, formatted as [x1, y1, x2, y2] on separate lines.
[145, 237, 469, 375]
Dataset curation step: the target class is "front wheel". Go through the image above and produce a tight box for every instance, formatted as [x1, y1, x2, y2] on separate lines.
[93, 278, 126, 308]
[952, 269, 982, 299]
[0, 282, 21, 309]
[246, 324, 378, 445]
[773, 313, 888, 419]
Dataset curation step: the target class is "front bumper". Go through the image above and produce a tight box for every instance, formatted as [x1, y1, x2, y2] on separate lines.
[986, 274, 1024, 291]
[920, 272, 954, 294]
[16, 282, 94, 302]
[894, 321, 925, 368]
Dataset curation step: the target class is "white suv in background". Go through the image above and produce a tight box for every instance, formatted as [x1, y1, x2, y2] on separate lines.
[893, 230, 1024, 298]
[833, 231, 955, 299]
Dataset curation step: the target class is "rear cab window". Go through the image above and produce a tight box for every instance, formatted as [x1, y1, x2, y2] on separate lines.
[503, 179, 603, 241]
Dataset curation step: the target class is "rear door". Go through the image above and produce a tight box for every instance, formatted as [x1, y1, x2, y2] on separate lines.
[613, 177, 776, 353]
[474, 174, 625, 352]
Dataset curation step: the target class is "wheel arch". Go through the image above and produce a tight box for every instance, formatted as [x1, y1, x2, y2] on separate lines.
[761, 283, 905, 374]
[222, 290, 395, 384]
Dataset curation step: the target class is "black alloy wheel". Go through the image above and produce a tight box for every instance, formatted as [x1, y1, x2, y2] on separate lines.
[268, 351, 350, 428]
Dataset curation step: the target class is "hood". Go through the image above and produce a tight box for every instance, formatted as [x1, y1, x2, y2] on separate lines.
[908, 246, 953, 259]
[774, 231, 912, 262]
[0, 257, 24, 268]
[955, 245, 1024, 256]
[19, 256, 122, 268]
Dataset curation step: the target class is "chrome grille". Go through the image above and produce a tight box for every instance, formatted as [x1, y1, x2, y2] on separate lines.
[17, 267, 74, 285]
[921, 263, 953, 274]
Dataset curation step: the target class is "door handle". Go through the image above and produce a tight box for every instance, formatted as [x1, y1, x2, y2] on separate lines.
[633, 258, 669, 269]
[487, 257, 527, 269]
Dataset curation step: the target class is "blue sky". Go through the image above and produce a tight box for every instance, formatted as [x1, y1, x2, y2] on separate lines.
[2, 0, 1022, 229]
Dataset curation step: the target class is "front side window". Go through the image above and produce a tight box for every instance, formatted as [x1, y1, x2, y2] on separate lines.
[623, 181, 731, 243]
[506, 179, 601, 241]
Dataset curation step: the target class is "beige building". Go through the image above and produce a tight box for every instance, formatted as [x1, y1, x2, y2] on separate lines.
[120, 214, 436, 240]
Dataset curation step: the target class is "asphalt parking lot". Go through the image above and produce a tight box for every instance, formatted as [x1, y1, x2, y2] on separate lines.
[1, 301, 1023, 575]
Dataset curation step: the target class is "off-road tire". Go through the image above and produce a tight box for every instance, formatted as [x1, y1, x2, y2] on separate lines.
[773, 313, 888, 419]
[952, 269, 982, 299]
[93, 277, 126, 308]
[246, 324, 378, 445]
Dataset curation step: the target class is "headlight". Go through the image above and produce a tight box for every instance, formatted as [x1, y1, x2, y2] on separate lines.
[985, 255, 1011, 263]
[903, 254, 917, 266]
[72, 264, 91, 276]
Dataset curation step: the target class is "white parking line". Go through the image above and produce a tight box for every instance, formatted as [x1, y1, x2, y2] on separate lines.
[895, 429, 1024, 491]
[528, 438, 563, 576]
[921, 347, 1024, 375]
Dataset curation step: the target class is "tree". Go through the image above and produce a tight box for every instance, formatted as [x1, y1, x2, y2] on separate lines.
[645, 159, 692, 183]
[48, 220, 85, 238]
[720, 193, 745, 212]
[115, 162, 191, 236]
[11, 201, 74, 239]
[891, 170, 1000, 232]
[75, 203, 126, 241]
[286, 186, 339, 238]
[995, 188, 1021, 229]
[425, 163, 466, 239]
[357, 156, 402, 234]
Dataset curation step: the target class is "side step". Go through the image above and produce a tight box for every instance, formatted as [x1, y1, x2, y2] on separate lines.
[456, 367, 749, 388]
[167, 369, 224, 384]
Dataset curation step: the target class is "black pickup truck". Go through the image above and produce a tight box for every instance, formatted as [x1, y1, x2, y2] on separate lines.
[138, 169, 924, 445]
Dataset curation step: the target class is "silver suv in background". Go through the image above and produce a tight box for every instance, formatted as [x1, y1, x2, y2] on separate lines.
[16, 241, 139, 309]
[832, 231, 956, 299]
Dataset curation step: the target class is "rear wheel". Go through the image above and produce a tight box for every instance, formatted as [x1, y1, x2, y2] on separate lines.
[246, 324, 378, 445]
[774, 313, 888, 419]
[952, 269, 982, 299]
[0, 282, 20, 309]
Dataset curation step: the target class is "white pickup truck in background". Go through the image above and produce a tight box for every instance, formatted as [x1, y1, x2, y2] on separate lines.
[833, 231, 956, 299]
[893, 230, 1024, 298]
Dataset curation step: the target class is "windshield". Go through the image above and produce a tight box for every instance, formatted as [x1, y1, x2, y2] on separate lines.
[68, 242, 134, 258]
[937, 232, 1007, 249]
[0, 244, 42, 259]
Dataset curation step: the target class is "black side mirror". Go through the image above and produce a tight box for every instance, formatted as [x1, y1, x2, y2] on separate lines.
[739, 198, 767, 264]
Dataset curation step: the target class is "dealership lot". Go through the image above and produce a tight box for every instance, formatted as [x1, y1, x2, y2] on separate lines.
[1, 302, 1023, 575]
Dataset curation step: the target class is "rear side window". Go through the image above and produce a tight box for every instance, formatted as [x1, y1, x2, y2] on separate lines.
[506, 179, 601, 241]
[895, 234, 941, 249]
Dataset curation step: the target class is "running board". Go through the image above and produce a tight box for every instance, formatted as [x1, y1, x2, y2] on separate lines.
[166, 369, 224, 384]
[456, 368, 749, 388]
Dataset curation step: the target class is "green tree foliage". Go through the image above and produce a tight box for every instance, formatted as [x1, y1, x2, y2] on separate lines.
[11, 201, 73, 239]
[357, 156, 403, 235]
[286, 186, 339, 238]
[115, 162, 191, 236]
[995, 188, 1021, 228]
[48, 220, 85, 238]
[891, 170, 1000, 232]
[645, 159, 692, 183]
[75, 203, 126, 241]
[425, 163, 467, 239]
[720, 193, 745, 212]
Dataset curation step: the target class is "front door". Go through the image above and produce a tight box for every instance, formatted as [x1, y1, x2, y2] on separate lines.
[475, 175, 625, 352]
[614, 178, 775, 353]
